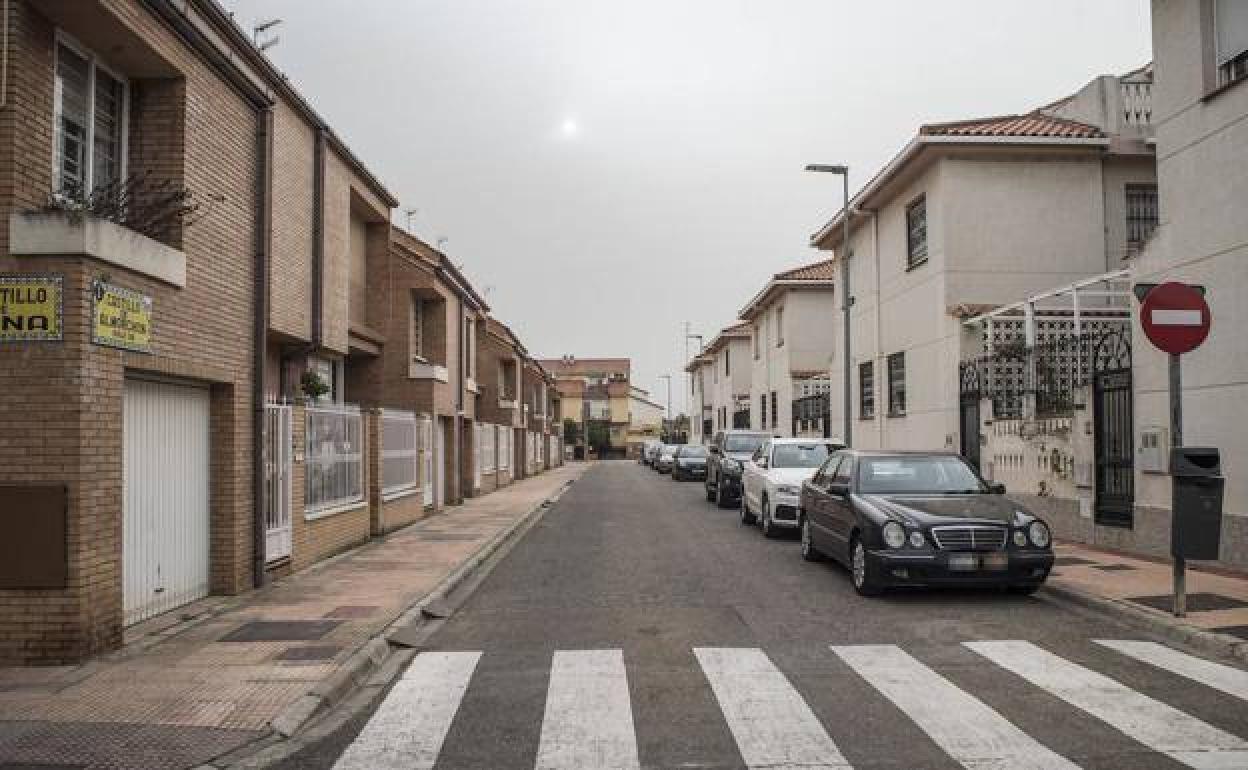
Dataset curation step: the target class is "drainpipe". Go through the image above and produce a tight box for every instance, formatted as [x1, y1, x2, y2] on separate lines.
[1, 0, 10, 110]
[252, 105, 274, 588]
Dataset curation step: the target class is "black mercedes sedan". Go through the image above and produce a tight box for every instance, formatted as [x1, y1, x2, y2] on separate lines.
[798, 450, 1054, 596]
[671, 445, 709, 481]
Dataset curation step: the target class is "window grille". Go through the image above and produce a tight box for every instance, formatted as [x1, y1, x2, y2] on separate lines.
[54, 37, 128, 195]
[306, 405, 365, 511]
[1125, 184, 1159, 254]
[859, 361, 875, 419]
[888, 352, 906, 416]
[381, 410, 419, 495]
[906, 196, 928, 268]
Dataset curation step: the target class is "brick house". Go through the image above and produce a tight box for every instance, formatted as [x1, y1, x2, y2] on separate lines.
[476, 317, 526, 492]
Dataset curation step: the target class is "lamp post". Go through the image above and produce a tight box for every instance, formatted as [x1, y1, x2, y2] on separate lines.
[686, 331, 704, 442]
[659, 374, 672, 440]
[804, 163, 852, 447]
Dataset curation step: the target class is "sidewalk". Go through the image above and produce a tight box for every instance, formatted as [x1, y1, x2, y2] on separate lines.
[1046, 540, 1248, 653]
[0, 464, 586, 770]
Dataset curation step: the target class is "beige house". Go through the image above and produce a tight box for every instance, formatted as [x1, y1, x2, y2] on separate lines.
[1125, 1, 1248, 565]
[689, 321, 754, 442]
[739, 260, 838, 437]
[811, 69, 1157, 453]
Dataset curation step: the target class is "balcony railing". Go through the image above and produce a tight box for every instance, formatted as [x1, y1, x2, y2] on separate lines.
[1120, 79, 1152, 129]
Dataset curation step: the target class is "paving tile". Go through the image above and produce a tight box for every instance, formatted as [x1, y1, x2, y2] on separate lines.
[1213, 625, 1248, 640]
[218, 620, 341, 643]
[0, 720, 260, 770]
[1126, 592, 1248, 612]
[323, 605, 379, 619]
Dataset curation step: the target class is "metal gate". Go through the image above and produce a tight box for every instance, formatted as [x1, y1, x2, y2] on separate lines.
[123, 378, 211, 626]
[1093, 329, 1134, 526]
[959, 360, 982, 471]
[419, 416, 434, 507]
[263, 404, 293, 562]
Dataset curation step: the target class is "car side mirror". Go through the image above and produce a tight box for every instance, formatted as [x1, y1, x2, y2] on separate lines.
[828, 482, 849, 497]
[988, 482, 1006, 495]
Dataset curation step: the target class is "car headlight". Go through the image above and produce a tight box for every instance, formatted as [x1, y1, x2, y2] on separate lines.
[882, 521, 906, 549]
[776, 484, 800, 496]
[1028, 521, 1051, 548]
[1013, 530, 1028, 547]
[908, 530, 926, 548]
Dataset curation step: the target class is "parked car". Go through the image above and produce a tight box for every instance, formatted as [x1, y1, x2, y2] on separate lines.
[655, 444, 680, 474]
[705, 430, 770, 507]
[640, 440, 662, 466]
[798, 450, 1054, 597]
[671, 445, 709, 481]
[741, 438, 843, 537]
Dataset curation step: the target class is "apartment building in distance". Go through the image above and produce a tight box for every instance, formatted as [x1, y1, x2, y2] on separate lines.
[810, 68, 1156, 452]
[628, 385, 665, 448]
[541, 356, 632, 458]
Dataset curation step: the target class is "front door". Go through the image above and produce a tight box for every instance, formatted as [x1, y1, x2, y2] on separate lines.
[263, 403, 293, 563]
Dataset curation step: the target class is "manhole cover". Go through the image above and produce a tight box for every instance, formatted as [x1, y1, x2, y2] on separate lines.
[276, 645, 342, 662]
[324, 605, 378, 619]
[1127, 593, 1248, 612]
[219, 620, 341, 642]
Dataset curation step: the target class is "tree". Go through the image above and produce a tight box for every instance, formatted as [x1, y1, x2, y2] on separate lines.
[563, 418, 579, 444]
[587, 420, 611, 455]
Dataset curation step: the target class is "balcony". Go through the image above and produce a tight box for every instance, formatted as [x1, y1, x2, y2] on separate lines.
[1120, 79, 1151, 130]
[408, 359, 449, 382]
[10, 211, 186, 287]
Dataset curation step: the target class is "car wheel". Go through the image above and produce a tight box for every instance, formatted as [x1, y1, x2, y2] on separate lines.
[851, 537, 883, 597]
[671, 468, 680, 481]
[715, 480, 733, 509]
[706, 481, 716, 502]
[761, 498, 777, 538]
[800, 515, 822, 561]
[739, 492, 755, 525]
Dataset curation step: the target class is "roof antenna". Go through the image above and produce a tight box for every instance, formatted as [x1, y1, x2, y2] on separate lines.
[253, 18, 282, 52]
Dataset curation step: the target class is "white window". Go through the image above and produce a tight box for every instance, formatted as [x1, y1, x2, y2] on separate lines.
[480, 423, 496, 473]
[381, 410, 419, 495]
[776, 306, 784, 347]
[410, 294, 424, 362]
[498, 428, 511, 471]
[1216, 0, 1248, 86]
[54, 35, 127, 195]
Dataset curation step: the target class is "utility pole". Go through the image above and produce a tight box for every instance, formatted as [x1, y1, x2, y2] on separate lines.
[805, 163, 853, 447]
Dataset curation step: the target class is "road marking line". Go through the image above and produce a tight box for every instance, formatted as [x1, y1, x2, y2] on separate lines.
[694, 647, 851, 769]
[1096, 640, 1248, 702]
[832, 644, 1078, 770]
[966, 640, 1248, 770]
[332, 650, 480, 770]
[535, 649, 640, 770]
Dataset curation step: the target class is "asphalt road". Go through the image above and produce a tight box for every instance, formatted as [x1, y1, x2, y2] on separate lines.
[279, 461, 1248, 769]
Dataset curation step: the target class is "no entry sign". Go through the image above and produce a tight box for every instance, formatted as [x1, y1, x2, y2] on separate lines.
[1139, 281, 1211, 355]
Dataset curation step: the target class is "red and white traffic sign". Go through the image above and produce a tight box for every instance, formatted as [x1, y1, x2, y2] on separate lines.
[1139, 281, 1211, 355]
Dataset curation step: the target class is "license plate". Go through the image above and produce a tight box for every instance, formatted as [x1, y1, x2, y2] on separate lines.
[982, 552, 1009, 571]
[948, 553, 977, 571]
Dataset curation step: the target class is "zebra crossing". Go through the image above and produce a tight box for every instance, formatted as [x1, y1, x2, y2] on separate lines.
[332, 640, 1248, 770]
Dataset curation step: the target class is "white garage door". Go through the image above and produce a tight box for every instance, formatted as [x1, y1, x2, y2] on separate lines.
[123, 378, 211, 626]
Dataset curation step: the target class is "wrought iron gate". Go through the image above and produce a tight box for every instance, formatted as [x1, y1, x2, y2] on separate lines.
[263, 403, 293, 562]
[1092, 329, 1134, 526]
[959, 360, 982, 471]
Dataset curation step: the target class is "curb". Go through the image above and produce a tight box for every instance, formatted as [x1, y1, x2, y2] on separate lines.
[1039, 581, 1248, 664]
[264, 473, 579, 740]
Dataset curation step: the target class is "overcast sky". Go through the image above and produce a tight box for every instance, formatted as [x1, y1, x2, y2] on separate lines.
[222, 0, 1151, 415]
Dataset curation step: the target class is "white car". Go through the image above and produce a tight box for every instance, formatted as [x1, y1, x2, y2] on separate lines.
[740, 438, 843, 537]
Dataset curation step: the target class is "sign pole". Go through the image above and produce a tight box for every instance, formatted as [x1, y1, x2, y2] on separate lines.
[1170, 352, 1185, 617]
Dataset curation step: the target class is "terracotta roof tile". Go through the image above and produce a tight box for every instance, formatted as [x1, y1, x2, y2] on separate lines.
[775, 258, 836, 281]
[920, 112, 1104, 139]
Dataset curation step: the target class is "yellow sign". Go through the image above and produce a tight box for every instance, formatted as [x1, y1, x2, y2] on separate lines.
[92, 281, 152, 353]
[0, 275, 62, 341]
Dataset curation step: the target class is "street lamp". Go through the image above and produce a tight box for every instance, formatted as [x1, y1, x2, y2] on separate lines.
[804, 163, 852, 447]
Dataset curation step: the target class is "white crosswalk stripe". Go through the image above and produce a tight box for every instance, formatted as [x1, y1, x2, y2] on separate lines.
[832, 644, 1079, 770]
[694, 646, 852, 769]
[332, 650, 481, 770]
[966, 640, 1248, 770]
[1096, 639, 1248, 703]
[330, 642, 1248, 770]
[535, 649, 640, 770]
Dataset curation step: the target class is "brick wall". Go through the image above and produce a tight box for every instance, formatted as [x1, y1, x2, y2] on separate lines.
[290, 402, 371, 573]
[269, 102, 316, 342]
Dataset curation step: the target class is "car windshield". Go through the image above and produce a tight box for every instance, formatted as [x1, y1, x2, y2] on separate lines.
[857, 456, 986, 495]
[679, 446, 708, 458]
[771, 443, 831, 468]
[724, 434, 766, 452]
